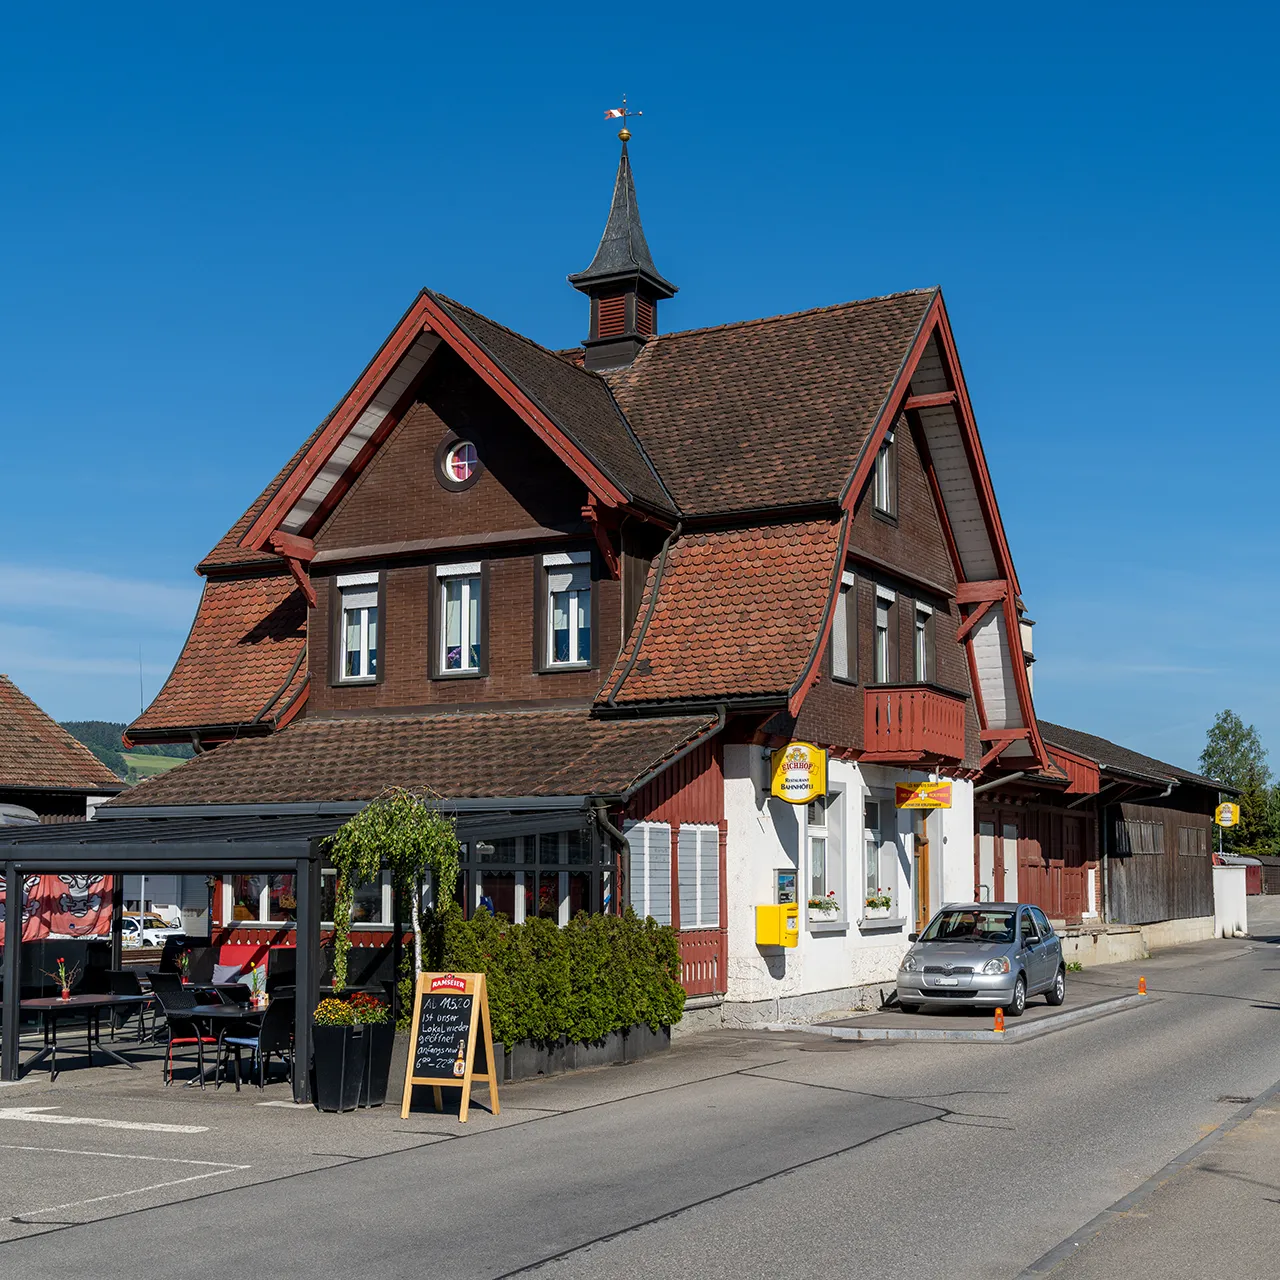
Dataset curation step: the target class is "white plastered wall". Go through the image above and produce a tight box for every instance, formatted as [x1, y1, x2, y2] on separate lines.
[722, 744, 975, 1020]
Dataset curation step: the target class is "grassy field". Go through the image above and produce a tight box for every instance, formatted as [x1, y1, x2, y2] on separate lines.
[121, 752, 187, 778]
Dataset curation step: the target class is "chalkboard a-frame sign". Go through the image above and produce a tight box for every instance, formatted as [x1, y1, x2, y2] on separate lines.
[400, 972, 501, 1122]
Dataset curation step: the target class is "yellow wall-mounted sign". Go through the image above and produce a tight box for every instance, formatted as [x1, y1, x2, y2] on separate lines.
[896, 781, 953, 810]
[1215, 802, 1240, 827]
[770, 742, 828, 805]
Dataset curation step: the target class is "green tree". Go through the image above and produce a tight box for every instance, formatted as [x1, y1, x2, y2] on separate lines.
[1199, 710, 1276, 854]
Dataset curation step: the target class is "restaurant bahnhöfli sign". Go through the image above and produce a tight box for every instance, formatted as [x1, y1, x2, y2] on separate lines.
[770, 742, 827, 805]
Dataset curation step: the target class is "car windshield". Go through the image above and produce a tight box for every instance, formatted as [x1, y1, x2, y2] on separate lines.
[921, 909, 1016, 944]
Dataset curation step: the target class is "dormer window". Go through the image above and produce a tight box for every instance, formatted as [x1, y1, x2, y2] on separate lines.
[873, 428, 897, 518]
[543, 551, 592, 668]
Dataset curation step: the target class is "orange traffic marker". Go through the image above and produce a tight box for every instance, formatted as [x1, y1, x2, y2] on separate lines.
[1138, 976, 1147, 995]
[993, 1007, 1005, 1033]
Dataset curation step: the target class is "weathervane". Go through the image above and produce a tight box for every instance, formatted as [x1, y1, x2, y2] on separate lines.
[604, 95, 641, 142]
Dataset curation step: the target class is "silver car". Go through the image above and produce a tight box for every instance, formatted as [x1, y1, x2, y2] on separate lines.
[896, 902, 1066, 1017]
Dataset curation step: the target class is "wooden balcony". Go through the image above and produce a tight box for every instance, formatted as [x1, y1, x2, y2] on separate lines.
[862, 684, 967, 763]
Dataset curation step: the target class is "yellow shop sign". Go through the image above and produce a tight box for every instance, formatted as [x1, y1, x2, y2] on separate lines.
[895, 781, 953, 810]
[770, 742, 828, 805]
[1215, 802, 1240, 827]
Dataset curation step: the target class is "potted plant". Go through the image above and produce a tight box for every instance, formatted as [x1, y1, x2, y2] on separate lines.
[312, 997, 366, 1112]
[348, 991, 394, 1107]
[864, 888, 893, 918]
[43, 956, 80, 1000]
[808, 891, 840, 918]
[176, 952, 191, 984]
[246, 963, 267, 1008]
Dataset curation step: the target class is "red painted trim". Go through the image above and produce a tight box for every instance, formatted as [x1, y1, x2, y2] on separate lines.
[955, 597, 998, 643]
[787, 511, 852, 717]
[955, 580, 1009, 604]
[583, 499, 621, 578]
[268, 532, 315, 562]
[1000, 589, 1049, 768]
[904, 391, 957, 410]
[274, 678, 309, 730]
[979, 728, 1030, 743]
[244, 296, 436, 550]
[282, 556, 317, 609]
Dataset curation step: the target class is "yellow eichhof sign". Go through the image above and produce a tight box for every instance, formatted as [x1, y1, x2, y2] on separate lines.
[896, 781, 953, 810]
[770, 742, 828, 805]
[1216, 802, 1240, 827]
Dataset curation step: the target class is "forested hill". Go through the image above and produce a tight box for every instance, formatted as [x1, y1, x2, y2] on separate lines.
[60, 721, 193, 781]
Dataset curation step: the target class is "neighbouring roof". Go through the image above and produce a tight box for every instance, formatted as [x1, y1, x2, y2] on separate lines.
[128, 574, 307, 741]
[1038, 721, 1228, 791]
[429, 292, 676, 514]
[0, 676, 124, 793]
[107, 709, 719, 806]
[567, 142, 677, 298]
[605, 290, 936, 515]
[600, 519, 845, 707]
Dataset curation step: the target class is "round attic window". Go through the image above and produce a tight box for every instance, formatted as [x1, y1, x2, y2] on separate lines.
[435, 434, 483, 491]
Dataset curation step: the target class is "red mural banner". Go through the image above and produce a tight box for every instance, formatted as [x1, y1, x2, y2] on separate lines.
[0, 875, 114, 945]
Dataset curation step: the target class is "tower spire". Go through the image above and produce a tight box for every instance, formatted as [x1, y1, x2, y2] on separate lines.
[569, 105, 676, 371]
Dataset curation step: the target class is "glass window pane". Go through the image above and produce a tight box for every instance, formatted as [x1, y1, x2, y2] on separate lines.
[811, 837, 827, 899]
[477, 838, 517, 865]
[566, 829, 592, 865]
[551, 591, 570, 662]
[444, 580, 462, 669]
[345, 610, 362, 678]
[539, 832, 564, 865]
[467, 577, 481, 668]
[567, 872, 591, 917]
[267, 874, 297, 922]
[536, 872, 560, 919]
[232, 874, 263, 921]
[478, 871, 515, 918]
[575, 589, 591, 661]
[366, 606, 377, 677]
[349, 878, 382, 924]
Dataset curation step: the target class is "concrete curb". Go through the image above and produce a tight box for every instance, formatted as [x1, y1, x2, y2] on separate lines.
[1016, 1074, 1280, 1276]
[759, 992, 1152, 1043]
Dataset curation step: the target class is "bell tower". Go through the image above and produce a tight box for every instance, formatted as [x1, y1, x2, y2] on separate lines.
[569, 118, 677, 372]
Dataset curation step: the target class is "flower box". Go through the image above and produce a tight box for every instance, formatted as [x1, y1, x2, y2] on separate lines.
[312, 1025, 367, 1112]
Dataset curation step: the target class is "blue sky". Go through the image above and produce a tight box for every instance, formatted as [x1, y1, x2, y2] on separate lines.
[1, 2, 1275, 772]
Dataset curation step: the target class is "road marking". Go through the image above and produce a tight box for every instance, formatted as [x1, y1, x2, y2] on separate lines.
[0, 1143, 250, 1221]
[0, 1106, 207, 1134]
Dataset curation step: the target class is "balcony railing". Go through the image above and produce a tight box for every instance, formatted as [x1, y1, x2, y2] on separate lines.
[863, 684, 966, 761]
[677, 929, 726, 998]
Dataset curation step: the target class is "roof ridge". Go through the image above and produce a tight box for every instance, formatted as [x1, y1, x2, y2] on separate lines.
[644, 288, 938, 345]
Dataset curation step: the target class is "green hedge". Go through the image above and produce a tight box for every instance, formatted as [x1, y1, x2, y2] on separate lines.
[433, 906, 686, 1046]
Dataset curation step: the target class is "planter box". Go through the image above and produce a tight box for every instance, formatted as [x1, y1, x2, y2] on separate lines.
[567, 1030, 625, 1072]
[360, 1023, 396, 1108]
[312, 1025, 367, 1112]
[622, 1023, 671, 1063]
[507, 1037, 569, 1081]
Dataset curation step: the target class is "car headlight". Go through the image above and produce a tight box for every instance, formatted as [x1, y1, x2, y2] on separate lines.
[899, 953, 919, 972]
[983, 957, 1011, 975]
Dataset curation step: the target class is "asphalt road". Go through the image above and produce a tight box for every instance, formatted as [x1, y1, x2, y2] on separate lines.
[2, 901, 1279, 1279]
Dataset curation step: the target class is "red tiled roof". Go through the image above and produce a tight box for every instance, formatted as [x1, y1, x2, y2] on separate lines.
[0, 676, 123, 792]
[128, 573, 308, 740]
[108, 709, 718, 806]
[605, 290, 935, 515]
[600, 519, 845, 706]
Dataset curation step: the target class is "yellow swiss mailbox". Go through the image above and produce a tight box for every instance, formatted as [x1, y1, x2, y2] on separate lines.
[756, 902, 799, 948]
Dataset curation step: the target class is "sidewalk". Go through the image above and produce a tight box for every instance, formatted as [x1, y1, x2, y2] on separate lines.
[1024, 1084, 1280, 1278]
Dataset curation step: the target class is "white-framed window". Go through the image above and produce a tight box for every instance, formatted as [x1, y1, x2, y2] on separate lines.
[874, 589, 895, 682]
[807, 790, 845, 921]
[545, 551, 592, 666]
[623, 820, 671, 926]
[873, 427, 896, 516]
[831, 571, 856, 682]
[914, 602, 934, 682]
[319, 870, 392, 925]
[863, 794, 897, 914]
[437, 562, 481, 673]
[337, 573, 379, 682]
[225, 874, 299, 925]
[677, 824, 720, 930]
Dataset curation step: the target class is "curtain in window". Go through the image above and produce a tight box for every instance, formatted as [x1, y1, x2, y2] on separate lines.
[444, 579, 462, 669]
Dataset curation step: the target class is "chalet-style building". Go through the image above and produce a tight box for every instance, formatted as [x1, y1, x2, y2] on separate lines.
[0, 675, 123, 823]
[100, 137, 1220, 1023]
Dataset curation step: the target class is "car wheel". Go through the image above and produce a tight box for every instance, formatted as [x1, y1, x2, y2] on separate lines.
[1046, 966, 1066, 1006]
[1007, 974, 1027, 1018]
[899, 1000, 922, 1014]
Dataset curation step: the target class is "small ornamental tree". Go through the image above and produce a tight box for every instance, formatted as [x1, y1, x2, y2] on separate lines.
[323, 788, 461, 991]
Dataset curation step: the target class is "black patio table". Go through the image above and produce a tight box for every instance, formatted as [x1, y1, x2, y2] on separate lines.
[190, 1002, 266, 1088]
[20, 994, 151, 1081]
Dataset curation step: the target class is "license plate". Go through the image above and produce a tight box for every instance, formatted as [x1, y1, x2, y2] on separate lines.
[933, 977, 959, 986]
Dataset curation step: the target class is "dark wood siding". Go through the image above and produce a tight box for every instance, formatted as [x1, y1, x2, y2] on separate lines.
[1106, 800, 1214, 924]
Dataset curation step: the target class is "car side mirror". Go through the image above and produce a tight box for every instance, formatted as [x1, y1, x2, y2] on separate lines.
[907, 932, 918, 943]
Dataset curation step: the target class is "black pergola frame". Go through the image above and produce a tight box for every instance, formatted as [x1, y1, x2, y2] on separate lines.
[0, 824, 325, 1101]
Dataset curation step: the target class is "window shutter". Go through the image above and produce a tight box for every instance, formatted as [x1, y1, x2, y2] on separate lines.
[677, 825, 720, 929]
[699, 827, 720, 928]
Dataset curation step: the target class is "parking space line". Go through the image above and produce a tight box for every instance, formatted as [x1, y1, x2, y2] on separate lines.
[0, 1105, 208, 1133]
[0, 1143, 250, 1222]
